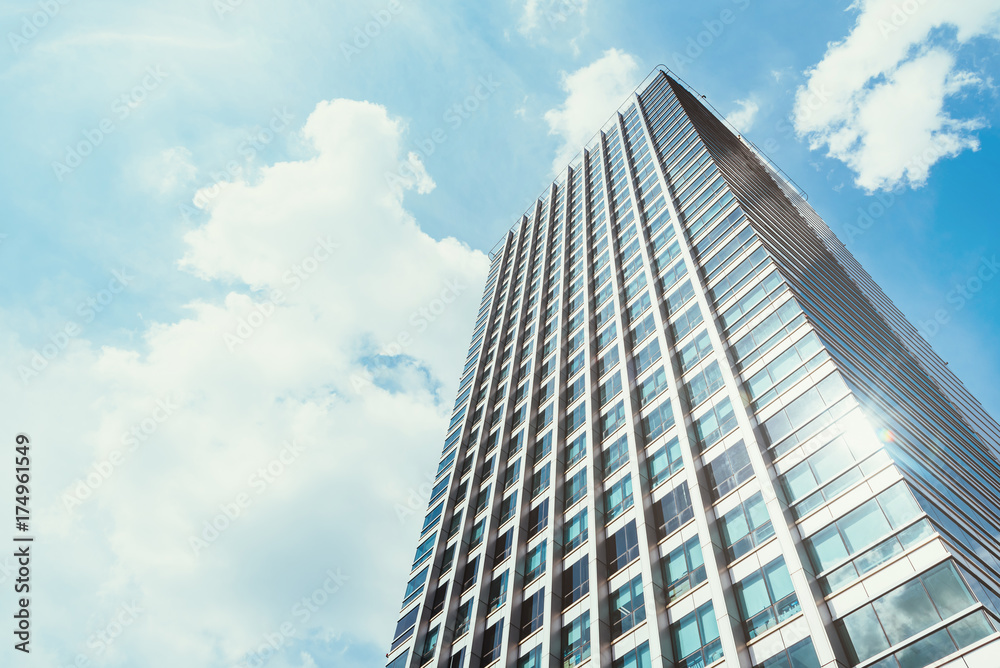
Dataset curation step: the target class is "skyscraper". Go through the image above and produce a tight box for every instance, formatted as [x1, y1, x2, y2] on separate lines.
[385, 69, 1000, 668]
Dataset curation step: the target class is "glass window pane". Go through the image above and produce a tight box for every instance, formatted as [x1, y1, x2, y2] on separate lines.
[764, 560, 795, 601]
[738, 572, 770, 618]
[948, 611, 994, 648]
[674, 613, 701, 658]
[787, 638, 821, 668]
[872, 578, 939, 645]
[923, 562, 975, 619]
[879, 483, 922, 528]
[808, 524, 848, 571]
[838, 605, 890, 664]
[699, 604, 720, 642]
[894, 628, 955, 668]
[840, 500, 891, 553]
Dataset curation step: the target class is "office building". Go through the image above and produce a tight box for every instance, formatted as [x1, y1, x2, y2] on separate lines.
[385, 69, 1000, 668]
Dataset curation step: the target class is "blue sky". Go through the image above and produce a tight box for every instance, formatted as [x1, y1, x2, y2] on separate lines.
[0, 1, 998, 667]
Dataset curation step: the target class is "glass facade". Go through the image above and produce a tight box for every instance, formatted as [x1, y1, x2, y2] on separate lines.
[384, 70, 1000, 668]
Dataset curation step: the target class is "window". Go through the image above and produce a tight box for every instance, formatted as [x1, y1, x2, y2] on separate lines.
[735, 558, 800, 639]
[598, 435, 628, 478]
[648, 435, 683, 486]
[608, 520, 640, 574]
[421, 502, 445, 536]
[518, 646, 543, 668]
[679, 330, 712, 372]
[754, 638, 820, 668]
[565, 508, 589, 551]
[667, 280, 696, 313]
[528, 499, 549, 536]
[720, 492, 774, 561]
[448, 510, 463, 539]
[391, 606, 419, 650]
[599, 371, 623, 407]
[835, 561, 981, 665]
[448, 648, 465, 668]
[495, 528, 514, 562]
[597, 322, 618, 349]
[537, 403, 554, 430]
[521, 588, 545, 636]
[706, 440, 753, 499]
[805, 481, 922, 573]
[531, 463, 551, 498]
[566, 433, 587, 467]
[429, 475, 450, 505]
[671, 603, 723, 668]
[482, 620, 504, 665]
[504, 459, 521, 489]
[672, 304, 704, 340]
[627, 292, 652, 322]
[526, 540, 547, 581]
[499, 491, 518, 525]
[745, 332, 824, 407]
[642, 400, 675, 443]
[566, 401, 587, 434]
[412, 533, 436, 570]
[562, 612, 592, 667]
[566, 467, 588, 506]
[567, 374, 587, 403]
[631, 313, 657, 346]
[633, 339, 662, 375]
[563, 556, 590, 606]
[685, 361, 725, 407]
[598, 346, 620, 376]
[470, 518, 486, 548]
[611, 575, 647, 638]
[637, 366, 669, 408]
[461, 556, 479, 592]
[419, 625, 440, 665]
[664, 536, 706, 601]
[441, 543, 456, 572]
[476, 485, 491, 515]
[601, 401, 627, 439]
[761, 372, 850, 450]
[691, 398, 738, 451]
[732, 299, 803, 367]
[387, 649, 410, 668]
[534, 432, 552, 461]
[605, 475, 634, 521]
[488, 569, 509, 612]
[402, 567, 429, 607]
[655, 482, 694, 537]
[720, 271, 786, 333]
[613, 643, 651, 668]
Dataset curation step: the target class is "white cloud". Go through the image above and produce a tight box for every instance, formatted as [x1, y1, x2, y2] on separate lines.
[543, 48, 640, 173]
[517, 0, 589, 37]
[793, 0, 1000, 191]
[2, 98, 488, 667]
[726, 97, 760, 132]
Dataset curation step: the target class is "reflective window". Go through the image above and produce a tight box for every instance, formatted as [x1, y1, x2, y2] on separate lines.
[664, 536, 706, 601]
[562, 612, 592, 667]
[671, 602, 723, 668]
[610, 575, 646, 637]
[648, 435, 683, 487]
[720, 492, 774, 561]
[735, 558, 800, 638]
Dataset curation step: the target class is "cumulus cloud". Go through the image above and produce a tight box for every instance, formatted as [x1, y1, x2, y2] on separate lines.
[2, 98, 487, 667]
[793, 0, 1000, 191]
[543, 48, 641, 173]
[726, 97, 760, 132]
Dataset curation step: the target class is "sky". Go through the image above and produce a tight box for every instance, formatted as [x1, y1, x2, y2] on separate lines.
[0, 1, 998, 667]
